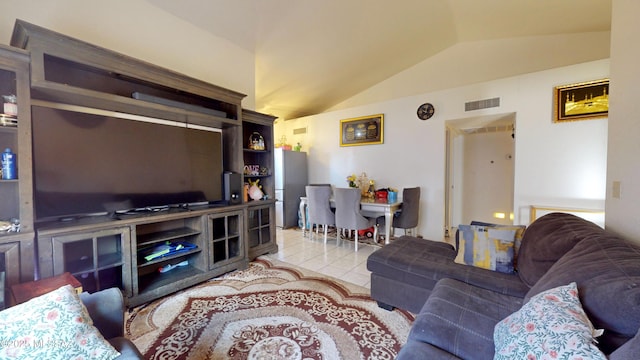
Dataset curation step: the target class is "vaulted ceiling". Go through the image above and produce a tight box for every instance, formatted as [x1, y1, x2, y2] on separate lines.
[148, 0, 612, 120]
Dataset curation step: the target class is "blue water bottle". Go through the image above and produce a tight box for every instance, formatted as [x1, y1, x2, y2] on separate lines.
[1, 148, 17, 180]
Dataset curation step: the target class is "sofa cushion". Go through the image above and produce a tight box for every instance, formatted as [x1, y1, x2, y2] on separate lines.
[367, 236, 530, 301]
[525, 233, 640, 354]
[407, 278, 523, 360]
[367, 236, 455, 289]
[456, 224, 524, 274]
[517, 212, 605, 287]
[0, 284, 120, 360]
[397, 339, 462, 360]
[609, 328, 640, 360]
[495, 282, 606, 360]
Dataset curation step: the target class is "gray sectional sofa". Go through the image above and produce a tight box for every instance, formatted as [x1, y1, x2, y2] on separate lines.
[367, 212, 640, 359]
[80, 288, 144, 359]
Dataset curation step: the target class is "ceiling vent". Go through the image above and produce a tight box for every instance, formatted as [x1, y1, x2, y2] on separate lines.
[465, 97, 500, 112]
[293, 127, 307, 135]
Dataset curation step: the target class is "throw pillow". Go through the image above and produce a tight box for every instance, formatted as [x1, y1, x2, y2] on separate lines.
[0, 284, 120, 360]
[494, 282, 606, 360]
[455, 224, 522, 273]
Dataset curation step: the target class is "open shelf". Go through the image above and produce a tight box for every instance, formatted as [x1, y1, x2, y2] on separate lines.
[137, 263, 204, 294]
[243, 148, 270, 153]
[137, 227, 201, 247]
[137, 246, 201, 268]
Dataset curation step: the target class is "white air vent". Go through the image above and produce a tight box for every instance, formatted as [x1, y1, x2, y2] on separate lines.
[293, 127, 307, 135]
[465, 97, 500, 111]
[462, 124, 512, 135]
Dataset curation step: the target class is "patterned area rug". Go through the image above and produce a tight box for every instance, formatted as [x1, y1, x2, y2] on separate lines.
[126, 257, 414, 359]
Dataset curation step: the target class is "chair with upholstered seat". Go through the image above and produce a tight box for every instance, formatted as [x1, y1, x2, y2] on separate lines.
[334, 187, 376, 251]
[305, 185, 335, 243]
[378, 187, 420, 239]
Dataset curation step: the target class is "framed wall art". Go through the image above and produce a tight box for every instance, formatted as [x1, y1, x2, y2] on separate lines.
[340, 114, 384, 146]
[554, 79, 609, 122]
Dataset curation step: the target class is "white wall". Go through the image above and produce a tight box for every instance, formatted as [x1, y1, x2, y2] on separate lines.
[605, 0, 640, 243]
[0, 0, 256, 109]
[276, 60, 610, 241]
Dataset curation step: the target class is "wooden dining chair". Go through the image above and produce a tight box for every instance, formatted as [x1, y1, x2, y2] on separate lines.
[305, 185, 335, 243]
[334, 187, 375, 251]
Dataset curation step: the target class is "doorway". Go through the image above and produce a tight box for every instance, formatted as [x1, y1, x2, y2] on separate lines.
[444, 113, 516, 237]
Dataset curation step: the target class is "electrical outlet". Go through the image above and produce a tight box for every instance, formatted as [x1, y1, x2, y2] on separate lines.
[612, 181, 622, 199]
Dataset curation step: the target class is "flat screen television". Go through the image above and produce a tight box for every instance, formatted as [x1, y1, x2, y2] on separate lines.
[31, 105, 224, 222]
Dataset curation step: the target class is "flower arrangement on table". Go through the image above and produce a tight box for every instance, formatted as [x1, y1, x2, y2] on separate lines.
[346, 174, 358, 188]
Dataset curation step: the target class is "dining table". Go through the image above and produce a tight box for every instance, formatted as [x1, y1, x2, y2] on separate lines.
[298, 196, 402, 245]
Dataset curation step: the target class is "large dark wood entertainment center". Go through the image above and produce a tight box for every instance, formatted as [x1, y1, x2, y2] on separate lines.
[0, 20, 278, 307]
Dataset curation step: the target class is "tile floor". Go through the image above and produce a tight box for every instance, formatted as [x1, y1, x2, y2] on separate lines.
[264, 227, 377, 289]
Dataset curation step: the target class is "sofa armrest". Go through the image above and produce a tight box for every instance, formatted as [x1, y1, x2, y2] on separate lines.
[79, 287, 125, 340]
[109, 337, 145, 359]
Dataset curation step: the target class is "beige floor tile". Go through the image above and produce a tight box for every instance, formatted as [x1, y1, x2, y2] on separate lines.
[268, 228, 378, 290]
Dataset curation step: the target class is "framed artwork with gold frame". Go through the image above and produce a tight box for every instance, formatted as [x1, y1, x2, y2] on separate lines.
[340, 114, 384, 146]
[554, 79, 609, 122]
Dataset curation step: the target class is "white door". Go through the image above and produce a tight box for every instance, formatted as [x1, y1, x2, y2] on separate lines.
[445, 113, 516, 236]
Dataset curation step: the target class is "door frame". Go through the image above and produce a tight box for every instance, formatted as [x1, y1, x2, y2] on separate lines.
[444, 113, 517, 238]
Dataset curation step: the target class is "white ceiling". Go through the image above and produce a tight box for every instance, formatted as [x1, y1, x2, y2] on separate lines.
[147, 0, 612, 120]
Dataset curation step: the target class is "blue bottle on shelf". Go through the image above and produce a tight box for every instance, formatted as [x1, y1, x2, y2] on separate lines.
[1, 148, 17, 180]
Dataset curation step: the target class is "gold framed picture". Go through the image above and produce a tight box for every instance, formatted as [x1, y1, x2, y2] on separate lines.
[340, 114, 384, 146]
[554, 79, 609, 122]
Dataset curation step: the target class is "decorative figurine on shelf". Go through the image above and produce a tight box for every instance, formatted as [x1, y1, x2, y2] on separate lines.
[248, 178, 264, 201]
[357, 172, 369, 195]
[248, 132, 265, 150]
[244, 164, 260, 176]
[367, 180, 376, 199]
[2, 94, 17, 117]
[346, 174, 358, 188]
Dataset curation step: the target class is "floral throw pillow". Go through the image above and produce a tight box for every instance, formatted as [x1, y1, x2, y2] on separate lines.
[494, 282, 606, 360]
[0, 284, 120, 360]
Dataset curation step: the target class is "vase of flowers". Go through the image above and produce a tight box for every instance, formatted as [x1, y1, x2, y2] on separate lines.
[346, 174, 358, 188]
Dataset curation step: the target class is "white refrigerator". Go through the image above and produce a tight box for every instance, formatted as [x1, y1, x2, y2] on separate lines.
[274, 149, 308, 228]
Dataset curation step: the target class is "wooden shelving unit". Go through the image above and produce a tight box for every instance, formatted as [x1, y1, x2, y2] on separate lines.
[7, 20, 281, 307]
[242, 110, 278, 258]
[0, 44, 35, 307]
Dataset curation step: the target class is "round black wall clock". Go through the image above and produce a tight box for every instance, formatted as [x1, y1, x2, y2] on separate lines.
[417, 102, 435, 120]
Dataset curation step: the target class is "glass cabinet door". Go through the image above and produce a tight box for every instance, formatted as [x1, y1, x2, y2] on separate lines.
[247, 203, 277, 259]
[51, 227, 131, 296]
[208, 210, 244, 269]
